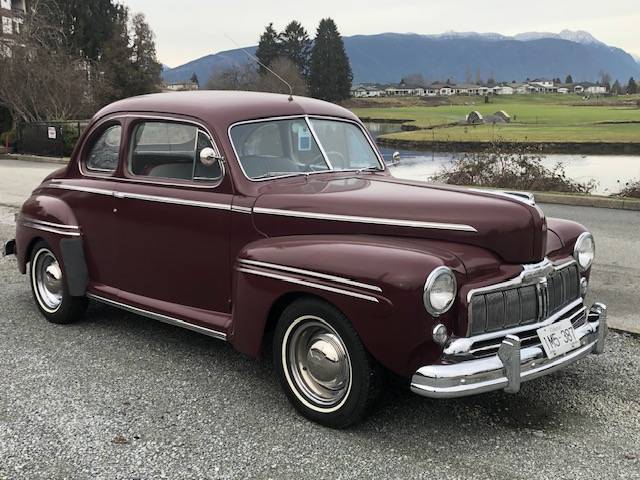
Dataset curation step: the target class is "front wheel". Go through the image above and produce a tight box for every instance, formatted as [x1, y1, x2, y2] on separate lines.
[29, 240, 87, 324]
[273, 298, 381, 428]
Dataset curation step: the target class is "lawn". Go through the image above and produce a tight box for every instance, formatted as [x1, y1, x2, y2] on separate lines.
[351, 94, 640, 144]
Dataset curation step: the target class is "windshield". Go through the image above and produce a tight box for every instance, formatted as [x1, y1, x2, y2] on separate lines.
[229, 117, 382, 180]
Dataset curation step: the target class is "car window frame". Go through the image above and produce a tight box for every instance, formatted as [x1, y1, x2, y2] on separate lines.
[122, 115, 226, 189]
[228, 114, 386, 183]
[80, 119, 124, 177]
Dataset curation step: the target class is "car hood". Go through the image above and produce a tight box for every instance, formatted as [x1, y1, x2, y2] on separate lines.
[252, 175, 547, 264]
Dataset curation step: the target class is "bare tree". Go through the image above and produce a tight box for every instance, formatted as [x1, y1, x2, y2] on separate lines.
[205, 57, 308, 96]
[258, 57, 308, 96]
[0, 1, 95, 122]
[205, 63, 259, 91]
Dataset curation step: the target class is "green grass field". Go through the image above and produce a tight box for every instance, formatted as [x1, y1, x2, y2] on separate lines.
[351, 94, 640, 144]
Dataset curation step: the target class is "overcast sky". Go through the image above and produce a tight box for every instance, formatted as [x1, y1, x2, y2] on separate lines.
[123, 0, 639, 68]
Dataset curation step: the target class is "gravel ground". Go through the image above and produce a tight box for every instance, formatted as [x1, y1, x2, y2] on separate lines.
[0, 205, 639, 480]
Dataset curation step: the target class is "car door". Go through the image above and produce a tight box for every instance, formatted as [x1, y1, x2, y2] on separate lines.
[64, 119, 123, 293]
[113, 116, 232, 322]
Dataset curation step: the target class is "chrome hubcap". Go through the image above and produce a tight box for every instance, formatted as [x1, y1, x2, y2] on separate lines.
[285, 317, 351, 409]
[33, 250, 63, 312]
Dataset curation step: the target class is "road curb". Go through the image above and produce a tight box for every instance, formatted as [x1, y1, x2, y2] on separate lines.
[534, 192, 640, 211]
[0, 153, 69, 165]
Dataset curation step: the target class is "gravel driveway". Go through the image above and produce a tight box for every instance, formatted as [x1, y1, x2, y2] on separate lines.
[1, 205, 639, 480]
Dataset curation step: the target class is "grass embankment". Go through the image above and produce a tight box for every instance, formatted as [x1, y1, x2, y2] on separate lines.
[351, 94, 640, 150]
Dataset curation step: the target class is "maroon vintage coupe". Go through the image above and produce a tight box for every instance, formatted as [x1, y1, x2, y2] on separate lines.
[3, 91, 606, 428]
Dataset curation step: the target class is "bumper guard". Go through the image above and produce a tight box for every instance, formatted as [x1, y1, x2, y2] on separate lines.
[411, 303, 607, 398]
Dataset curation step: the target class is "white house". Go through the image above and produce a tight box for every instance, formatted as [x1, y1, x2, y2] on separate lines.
[585, 85, 607, 94]
[164, 81, 199, 92]
[493, 85, 514, 95]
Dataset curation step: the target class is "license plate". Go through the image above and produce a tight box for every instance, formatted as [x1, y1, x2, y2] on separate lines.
[537, 319, 581, 359]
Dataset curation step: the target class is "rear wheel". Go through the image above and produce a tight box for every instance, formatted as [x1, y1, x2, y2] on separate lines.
[273, 298, 381, 428]
[29, 240, 87, 324]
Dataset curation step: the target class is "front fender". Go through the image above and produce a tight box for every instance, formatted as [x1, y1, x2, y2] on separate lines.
[229, 234, 465, 377]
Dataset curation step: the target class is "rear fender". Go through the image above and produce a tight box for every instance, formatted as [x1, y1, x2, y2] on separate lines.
[16, 195, 87, 295]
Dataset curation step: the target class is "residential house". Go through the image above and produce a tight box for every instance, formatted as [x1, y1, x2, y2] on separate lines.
[493, 85, 515, 95]
[163, 81, 199, 92]
[0, 0, 25, 56]
[351, 85, 384, 98]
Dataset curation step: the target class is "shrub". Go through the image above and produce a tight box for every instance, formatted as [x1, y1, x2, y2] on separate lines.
[60, 123, 82, 156]
[430, 150, 596, 194]
[0, 129, 16, 147]
[616, 180, 640, 198]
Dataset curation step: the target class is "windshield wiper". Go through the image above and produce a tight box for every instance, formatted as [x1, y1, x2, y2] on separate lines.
[251, 172, 303, 180]
[355, 166, 384, 173]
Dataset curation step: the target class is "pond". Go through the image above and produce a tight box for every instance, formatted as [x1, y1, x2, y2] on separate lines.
[366, 122, 640, 196]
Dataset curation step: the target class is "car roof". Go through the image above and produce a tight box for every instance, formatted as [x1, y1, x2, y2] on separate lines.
[93, 90, 360, 131]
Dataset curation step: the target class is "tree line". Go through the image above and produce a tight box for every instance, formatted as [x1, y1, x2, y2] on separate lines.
[0, 0, 162, 127]
[207, 18, 353, 102]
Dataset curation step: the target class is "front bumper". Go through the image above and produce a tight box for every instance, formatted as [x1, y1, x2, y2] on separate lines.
[2, 239, 16, 257]
[411, 303, 607, 398]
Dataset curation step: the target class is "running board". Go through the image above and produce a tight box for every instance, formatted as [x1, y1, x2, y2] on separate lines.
[87, 293, 227, 341]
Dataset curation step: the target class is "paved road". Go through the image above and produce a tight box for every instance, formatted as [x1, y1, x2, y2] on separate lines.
[1, 207, 639, 479]
[2, 158, 638, 333]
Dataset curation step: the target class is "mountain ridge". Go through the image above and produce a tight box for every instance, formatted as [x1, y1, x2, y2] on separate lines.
[162, 30, 640, 85]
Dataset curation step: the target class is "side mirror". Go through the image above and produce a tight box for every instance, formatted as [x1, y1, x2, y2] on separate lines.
[200, 147, 222, 167]
[392, 151, 400, 163]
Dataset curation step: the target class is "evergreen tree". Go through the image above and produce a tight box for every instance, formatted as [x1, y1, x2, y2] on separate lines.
[565, 74, 573, 84]
[627, 77, 638, 94]
[130, 13, 162, 95]
[279, 21, 312, 78]
[97, 7, 134, 105]
[40, 0, 125, 61]
[255, 23, 280, 74]
[191, 72, 199, 86]
[309, 18, 352, 102]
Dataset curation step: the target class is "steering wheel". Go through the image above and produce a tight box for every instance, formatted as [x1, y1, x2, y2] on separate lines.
[310, 150, 346, 168]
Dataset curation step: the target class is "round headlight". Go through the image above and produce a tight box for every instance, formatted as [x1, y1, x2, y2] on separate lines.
[423, 267, 457, 316]
[573, 232, 595, 271]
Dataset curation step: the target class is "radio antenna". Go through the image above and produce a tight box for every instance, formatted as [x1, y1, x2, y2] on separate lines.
[224, 33, 294, 102]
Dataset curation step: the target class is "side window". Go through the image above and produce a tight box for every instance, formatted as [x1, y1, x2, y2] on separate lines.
[129, 121, 222, 183]
[86, 125, 121, 173]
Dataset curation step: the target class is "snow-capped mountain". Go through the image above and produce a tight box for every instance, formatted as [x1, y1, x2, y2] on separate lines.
[514, 30, 604, 45]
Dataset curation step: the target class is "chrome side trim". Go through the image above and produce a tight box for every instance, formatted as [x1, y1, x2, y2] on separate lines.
[20, 217, 80, 230]
[45, 183, 232, 211]
[114, 191, 231, 211]
[87, 293, 227, 341]
[19, 221, 82, 237]
[45, 183, 114, 196]
[231, 205, 253, 214]
[252, 207, 478, 232]
[237, 258, 382, 292]
[469, 188, 536, 206]
[236, 267, 380, 303]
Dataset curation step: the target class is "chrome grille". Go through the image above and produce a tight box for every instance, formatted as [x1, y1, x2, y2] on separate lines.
[468, 263, 580, 336]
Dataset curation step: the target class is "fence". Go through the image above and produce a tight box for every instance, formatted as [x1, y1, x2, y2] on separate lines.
[16, 120, 89, 157]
